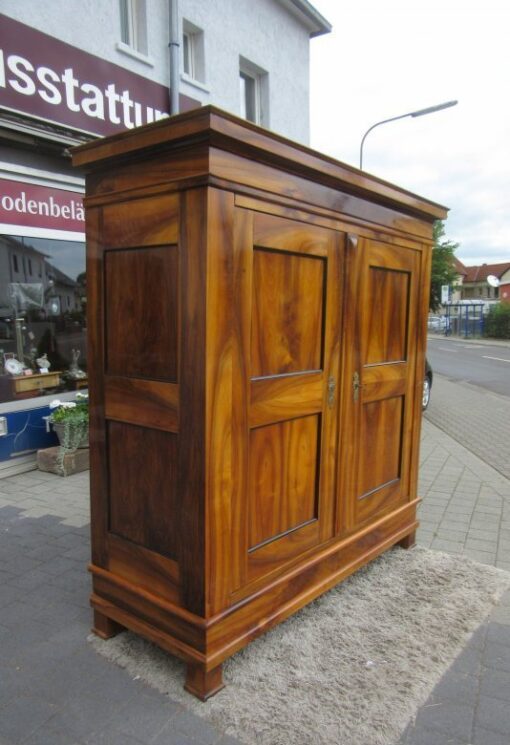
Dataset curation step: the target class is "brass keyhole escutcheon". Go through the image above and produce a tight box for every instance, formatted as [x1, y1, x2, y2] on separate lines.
[327, 376, 336, 409]
[353, 372, 361, 401]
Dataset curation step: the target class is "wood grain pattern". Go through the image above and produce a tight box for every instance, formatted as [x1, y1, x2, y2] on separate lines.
[211, 148, 435, 241]
[340, 238, 421, 530]
[358, 396, 404, 498]
[177, 187, 207, 615]
[106, 533, 180, 604]
[249, 373, 323, 428]
[185, 663, 225, 701]
[75, 106, 436, 701]
[230, 212, 342, 588]
[251, 248, 325, 378]
[105, 376, 179, 432]
[215, 500, 419, 658]
[92, 609, 124, 639]
[248, 415, 319, 549]
[366, 267, 409, 365]
[74, 106, 447, 224]
[105, 245, 178, 381]
[101, 194, 179, 247]
[205, 188, 235, 614]
[86, 145, 208, 201]
[108, 421, 179, 560]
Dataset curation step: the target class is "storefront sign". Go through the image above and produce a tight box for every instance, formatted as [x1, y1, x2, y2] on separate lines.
[0, 14, 197, 137]
[0, 178, 84, 234]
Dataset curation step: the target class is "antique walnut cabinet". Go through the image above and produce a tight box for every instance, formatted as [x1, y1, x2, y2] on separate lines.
[73, 106, 447, 700]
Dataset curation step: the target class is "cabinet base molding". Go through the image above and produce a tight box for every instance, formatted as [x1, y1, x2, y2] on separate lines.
[89, 505, 418, 698]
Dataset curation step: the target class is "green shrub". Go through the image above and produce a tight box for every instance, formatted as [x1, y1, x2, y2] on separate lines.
[483, 303, 510, 339]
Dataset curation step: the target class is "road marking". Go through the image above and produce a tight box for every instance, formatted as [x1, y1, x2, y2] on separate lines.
[482, 355, 510, 363]
[436, 347, 458, 353]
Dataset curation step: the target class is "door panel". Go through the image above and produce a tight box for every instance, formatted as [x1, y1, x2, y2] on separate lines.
[339, 236, 422, 532]
[251, 249, 324, 377]
[232, 210, 343, 592]
[248, 414, 320, 550]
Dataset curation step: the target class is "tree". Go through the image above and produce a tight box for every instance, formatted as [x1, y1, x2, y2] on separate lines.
[429, 221, 459, 311]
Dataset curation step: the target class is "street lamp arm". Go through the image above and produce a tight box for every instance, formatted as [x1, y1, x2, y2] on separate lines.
[359, 99, 458, 170]
[359, 113, 412, 170]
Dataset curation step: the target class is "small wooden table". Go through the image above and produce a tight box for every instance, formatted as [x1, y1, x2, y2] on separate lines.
[11, 371, 61, 397]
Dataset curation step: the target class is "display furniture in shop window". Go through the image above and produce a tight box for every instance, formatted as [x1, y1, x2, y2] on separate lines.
[73, 106, 447, 700]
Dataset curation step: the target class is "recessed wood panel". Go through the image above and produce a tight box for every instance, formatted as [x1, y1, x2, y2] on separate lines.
[105, 377, 179, 433]
[248, 415, 319, 550]
[366, 267, 409, 364]
[358, 396, 403, 499]
[101, 193, 179, 248]
[108, 421, 178, 560]
[251, 249, 324, 378]
[105, 246, 178, 380]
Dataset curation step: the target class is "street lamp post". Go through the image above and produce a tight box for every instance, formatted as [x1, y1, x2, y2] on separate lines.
[359, 100, 458, 170]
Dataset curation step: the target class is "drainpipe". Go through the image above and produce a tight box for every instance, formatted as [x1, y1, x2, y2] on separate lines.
[169, 0, 180, 115]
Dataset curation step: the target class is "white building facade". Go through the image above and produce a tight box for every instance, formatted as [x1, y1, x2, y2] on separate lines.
[0, 0, 330, 473]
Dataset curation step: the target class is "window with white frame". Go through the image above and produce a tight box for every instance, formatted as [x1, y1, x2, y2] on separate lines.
[239, 57, 269, 127]
[182, 20, 205, 84]
[119, 0, 148, 55]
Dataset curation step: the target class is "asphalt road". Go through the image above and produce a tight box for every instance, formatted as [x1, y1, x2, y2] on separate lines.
[426, 336, 510, 398]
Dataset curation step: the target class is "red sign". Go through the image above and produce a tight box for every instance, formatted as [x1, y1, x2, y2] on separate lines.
[0, 178, 84, 233]
[0, 14, 198, 137]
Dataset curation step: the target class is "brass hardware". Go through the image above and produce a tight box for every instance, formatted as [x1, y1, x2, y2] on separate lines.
[353, 371, 361, 401]
[327, 376, 336, 409]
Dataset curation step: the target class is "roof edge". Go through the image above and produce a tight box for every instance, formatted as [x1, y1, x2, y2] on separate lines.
[277, 0, 332, 37]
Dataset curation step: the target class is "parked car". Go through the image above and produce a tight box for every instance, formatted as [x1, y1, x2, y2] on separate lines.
[427, 315, 447, 332]
[423, 358, 433, 410]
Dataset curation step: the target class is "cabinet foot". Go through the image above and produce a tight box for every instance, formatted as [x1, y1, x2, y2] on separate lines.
[92, 610, 125, 640]
[184, 662, 224, 701]
[398, 531, 416, 550]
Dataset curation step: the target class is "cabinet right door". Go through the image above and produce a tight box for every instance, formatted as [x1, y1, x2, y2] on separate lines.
[338, 236, 425, 533]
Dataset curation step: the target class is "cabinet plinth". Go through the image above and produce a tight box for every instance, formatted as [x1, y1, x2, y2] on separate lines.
[73, 105, 447, 698]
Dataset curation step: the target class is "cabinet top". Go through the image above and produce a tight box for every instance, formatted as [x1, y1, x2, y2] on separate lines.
[72, 105, 447, 222]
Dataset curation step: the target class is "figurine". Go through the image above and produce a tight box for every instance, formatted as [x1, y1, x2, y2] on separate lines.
[68, 349, 86, 379]
[36, 353, 51, 373]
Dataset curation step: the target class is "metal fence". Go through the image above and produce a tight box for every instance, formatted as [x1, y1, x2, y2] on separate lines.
[431, 303, 486, 339]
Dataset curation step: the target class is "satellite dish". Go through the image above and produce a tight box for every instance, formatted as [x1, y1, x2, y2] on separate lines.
[487, 275, 500, 288]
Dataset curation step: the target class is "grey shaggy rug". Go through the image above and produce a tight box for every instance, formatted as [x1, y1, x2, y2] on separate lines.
[90, 547, 510, 745]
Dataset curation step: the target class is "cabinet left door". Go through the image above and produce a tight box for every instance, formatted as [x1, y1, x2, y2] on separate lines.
[230, 209, 344, 597]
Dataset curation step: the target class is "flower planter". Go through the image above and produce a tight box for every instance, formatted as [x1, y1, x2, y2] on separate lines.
[52, 422, 89, 449]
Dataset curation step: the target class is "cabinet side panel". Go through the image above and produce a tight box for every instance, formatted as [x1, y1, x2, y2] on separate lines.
[205, 188, 235, 615]
[87, 205, 108, 568]
[108, 421, 179, 560]
[178, 188, 208, 615]
[104, 246, 178, 381]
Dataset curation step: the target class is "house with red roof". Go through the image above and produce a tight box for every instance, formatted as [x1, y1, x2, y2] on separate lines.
[459, 261, 510, 304]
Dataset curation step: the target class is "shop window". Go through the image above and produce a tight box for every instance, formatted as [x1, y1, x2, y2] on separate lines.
[239, 57, 269, 127]
[0, 235, 87, 405]
[182, 20, 205, 83]
[119, 0, 148, 55]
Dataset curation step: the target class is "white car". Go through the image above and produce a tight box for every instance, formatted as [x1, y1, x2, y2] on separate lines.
[427, 315, 447, 332]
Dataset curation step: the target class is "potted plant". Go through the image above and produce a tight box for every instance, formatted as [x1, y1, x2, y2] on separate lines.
[49, 392, 89, 456]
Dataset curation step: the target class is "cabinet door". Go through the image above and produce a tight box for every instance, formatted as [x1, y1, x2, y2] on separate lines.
[231, 209, 343, 594]
[338, 236, 423, 533]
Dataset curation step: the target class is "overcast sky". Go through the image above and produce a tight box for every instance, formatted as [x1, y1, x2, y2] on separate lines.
[309, 0, 509, 266]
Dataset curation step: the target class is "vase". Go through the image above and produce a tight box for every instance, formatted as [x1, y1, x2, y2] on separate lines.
[52, 422, 89, 449]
